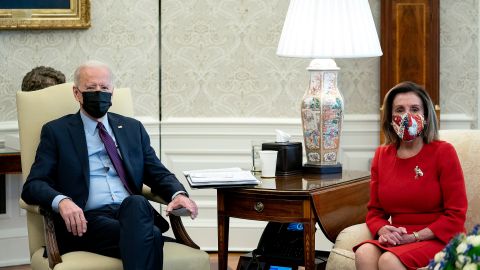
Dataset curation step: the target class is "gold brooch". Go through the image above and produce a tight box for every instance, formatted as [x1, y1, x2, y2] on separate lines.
[414, 166, 423, 179]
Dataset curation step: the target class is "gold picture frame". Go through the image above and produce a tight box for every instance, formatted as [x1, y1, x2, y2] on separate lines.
[0, 0, 90, 30]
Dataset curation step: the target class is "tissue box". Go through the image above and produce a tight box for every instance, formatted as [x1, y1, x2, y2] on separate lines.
[4, 133, 20, 150]
[262, 142, 302, 176]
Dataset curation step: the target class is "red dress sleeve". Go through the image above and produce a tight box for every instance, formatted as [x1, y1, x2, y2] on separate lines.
[365, 147, 390, 237]
[427, 142, 467, 243]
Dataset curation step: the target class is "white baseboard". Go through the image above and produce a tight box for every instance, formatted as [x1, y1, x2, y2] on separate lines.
[0, 175, 29, 267]
[0, 235, 29, 267]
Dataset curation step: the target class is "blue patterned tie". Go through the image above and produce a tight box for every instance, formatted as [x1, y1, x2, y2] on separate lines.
[97, 122, 133, 194]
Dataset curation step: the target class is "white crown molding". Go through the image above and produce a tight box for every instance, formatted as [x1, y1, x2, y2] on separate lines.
[0, 113, 473, 138]
[441, 114, 475, 130]
[160, 113, 473, 138]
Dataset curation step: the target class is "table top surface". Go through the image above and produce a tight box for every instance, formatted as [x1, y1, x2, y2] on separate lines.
[237, 170, 370, 192]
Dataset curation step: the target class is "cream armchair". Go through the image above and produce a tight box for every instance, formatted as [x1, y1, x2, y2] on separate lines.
[16, 83, 210, 270]
[325, 130, 480, 270]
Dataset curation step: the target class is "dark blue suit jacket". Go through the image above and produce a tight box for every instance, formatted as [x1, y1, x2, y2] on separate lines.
[21, 112, 186, 231]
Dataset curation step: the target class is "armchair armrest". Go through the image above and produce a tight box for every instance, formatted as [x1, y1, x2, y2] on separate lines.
[326, 223, 372, 270]
[141, 185, 168, 205]
[19, 198, 62, 269]
[333, 223, 372, 250]
[141, 185, 200, 249]
[19, 198, 41, 214]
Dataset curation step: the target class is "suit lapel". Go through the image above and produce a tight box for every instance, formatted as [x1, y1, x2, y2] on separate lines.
[67, 113, 89, 186]
[108, 114, 129, 162]
[108, 114, 138, 193]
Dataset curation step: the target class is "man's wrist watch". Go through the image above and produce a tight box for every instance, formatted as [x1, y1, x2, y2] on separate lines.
[412, 231, 421, 242]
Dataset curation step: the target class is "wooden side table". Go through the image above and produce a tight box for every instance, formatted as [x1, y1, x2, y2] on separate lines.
[0, 148, 22, 214]
[0, 148, 22, 174]
[217, 170, 370, 270]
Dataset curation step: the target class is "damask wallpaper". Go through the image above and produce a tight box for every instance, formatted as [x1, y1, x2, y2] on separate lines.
[0, 0, 477, 122]
[0, 0, 159, 121]
[161, 0, 478, 118]
[440, 0, 478, 115]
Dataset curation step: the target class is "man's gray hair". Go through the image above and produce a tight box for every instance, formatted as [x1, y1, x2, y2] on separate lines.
[73, 60, 113, 87]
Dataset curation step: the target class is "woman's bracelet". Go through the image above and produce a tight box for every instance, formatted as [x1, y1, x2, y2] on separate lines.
[413, 231, 421, 242]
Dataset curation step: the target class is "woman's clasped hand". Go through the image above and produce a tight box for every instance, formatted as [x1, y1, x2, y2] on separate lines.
[377, 225, 415, 246]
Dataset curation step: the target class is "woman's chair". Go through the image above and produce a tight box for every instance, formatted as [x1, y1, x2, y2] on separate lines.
[16, 83, 211, 270]
[325, 129, 480, 270]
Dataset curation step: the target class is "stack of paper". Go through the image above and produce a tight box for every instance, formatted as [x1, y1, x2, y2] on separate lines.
[183, 167, 260, 188]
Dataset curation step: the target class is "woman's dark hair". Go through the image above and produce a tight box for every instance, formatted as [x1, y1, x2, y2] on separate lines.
[381, 81, 438, 145]
[21, 66, 66, 92]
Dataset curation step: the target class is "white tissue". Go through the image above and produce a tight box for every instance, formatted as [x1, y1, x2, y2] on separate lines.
[275, 129, 291, 143]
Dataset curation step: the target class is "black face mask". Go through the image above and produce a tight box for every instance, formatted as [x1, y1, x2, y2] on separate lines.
[81, 91, 112, 118]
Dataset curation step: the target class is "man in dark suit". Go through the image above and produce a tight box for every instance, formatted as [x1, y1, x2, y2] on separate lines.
[21, 60, 198, 270]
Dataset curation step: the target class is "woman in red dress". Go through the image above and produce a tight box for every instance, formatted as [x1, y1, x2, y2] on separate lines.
[354, 81, 468, 270]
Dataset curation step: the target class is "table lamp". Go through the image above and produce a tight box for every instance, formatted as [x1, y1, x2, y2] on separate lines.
[277, 0, 382, 173]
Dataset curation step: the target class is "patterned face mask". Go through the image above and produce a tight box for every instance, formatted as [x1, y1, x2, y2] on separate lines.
[392, 113, 425, 142]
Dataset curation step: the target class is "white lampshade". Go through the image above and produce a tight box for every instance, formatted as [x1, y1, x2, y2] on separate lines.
[277, 0, 382, 59]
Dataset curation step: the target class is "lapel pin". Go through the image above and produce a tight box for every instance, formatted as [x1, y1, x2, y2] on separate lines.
[118, 125, 123, 129]
[414, 165, 423, 179]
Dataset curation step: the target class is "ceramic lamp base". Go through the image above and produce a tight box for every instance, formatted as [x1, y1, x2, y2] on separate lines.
[301, 59, 344, 168]
[303, 163, 342, 174]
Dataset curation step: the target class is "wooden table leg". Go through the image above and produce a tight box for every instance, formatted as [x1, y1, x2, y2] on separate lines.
[304, 215, 316, 270]
[218, 214, 229, 270]
[217, 190, 230, 270]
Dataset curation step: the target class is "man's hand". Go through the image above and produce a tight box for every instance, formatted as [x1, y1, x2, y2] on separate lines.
[378, 225, 407, 246]
[166, 194, 198, 219]
[58, 198, 87, 237]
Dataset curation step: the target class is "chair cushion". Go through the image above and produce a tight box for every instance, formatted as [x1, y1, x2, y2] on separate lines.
[30, 242, 210, 270]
